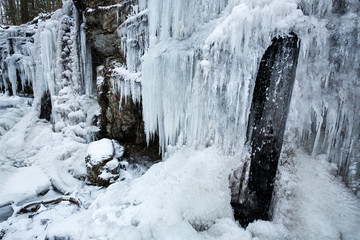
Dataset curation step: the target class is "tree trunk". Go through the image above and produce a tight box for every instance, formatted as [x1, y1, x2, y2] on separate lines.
[232, 33, 300, 227]
[7, 0, 17, 24]
[21, 0, 29, 23]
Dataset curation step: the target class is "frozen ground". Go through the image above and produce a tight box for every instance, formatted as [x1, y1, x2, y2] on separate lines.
[0, 95, 359, 239]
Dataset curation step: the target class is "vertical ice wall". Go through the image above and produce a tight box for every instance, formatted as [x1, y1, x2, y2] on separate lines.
[0, 0, 97, 143]
[105, 0, 149, 105]
[0, 25, 36, 96]
[142, 0, 304, 154]
[141, 0, 360, 192]
[290, 0, 360, 192]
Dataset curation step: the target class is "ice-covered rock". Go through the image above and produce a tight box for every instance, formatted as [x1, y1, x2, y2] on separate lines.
[96, 59, 159, 160]
[0, 205, 13, 223]
[85, 138, 124, 186]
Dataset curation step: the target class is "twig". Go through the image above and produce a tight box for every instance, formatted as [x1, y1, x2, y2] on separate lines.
[17, 197, 81, 214]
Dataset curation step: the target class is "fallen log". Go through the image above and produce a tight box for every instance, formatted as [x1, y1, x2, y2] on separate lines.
[17, 196, 81, 214]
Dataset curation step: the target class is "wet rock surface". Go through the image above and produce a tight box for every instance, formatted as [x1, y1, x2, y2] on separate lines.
[232, 33, 300, 226]
[75, 0, 136, 62]
[96, 59, 159, 160]
[39, 91, 52, 121]
[75, 0, 158, 161]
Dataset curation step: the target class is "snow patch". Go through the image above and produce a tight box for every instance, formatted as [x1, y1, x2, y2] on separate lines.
[0, 166, 51, 206]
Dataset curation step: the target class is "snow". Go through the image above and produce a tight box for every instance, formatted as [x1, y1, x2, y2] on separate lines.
[0, 94, 359, 239]
[84, 145, 360, 240]
[86, 138, 114, 165]
[0, 0, 97, 143]
[0, 166, 51, 206]
[273, 152, 360, 239]
[0, 0, 359, 239]
[85, 147, 240, 239]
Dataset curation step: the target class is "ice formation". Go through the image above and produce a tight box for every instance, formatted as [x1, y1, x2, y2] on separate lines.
[0, 1, 97, 143]
[0, 0, 360, 239]
[0, 0, 358, 193]
[138, 0, 360, 193]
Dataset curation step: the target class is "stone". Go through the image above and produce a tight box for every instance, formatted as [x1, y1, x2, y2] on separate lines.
[76, 0, 159, 161]
[0, 204, 13, 222]
[77, 0, 136, 62]
[39, 91, 52, 121]
[232, 33, 300, 226]
[85, 138, 124, 186]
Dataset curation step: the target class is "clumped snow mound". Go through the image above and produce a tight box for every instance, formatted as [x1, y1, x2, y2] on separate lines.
[87, 138, 115, 165]
[0, 95, 32, 136]
[86, 147, 251, 240]
[84, 145, 360, 240]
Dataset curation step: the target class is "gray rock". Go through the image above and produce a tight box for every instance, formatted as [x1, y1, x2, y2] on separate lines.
[0, 204, 13, 222]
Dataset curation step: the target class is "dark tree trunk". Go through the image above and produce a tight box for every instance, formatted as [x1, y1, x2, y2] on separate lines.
[21, 0, 30, 23]
[332, 0, 347, 14]
[40, 91, 52, 121]
[7, 0, 17, 24]
[232, 33, 300, 227]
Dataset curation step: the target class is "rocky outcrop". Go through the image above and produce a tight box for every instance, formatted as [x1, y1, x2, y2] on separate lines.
[76, 0, 159, 160]
[96, 59, 159, 160]
[74, 0, 137, 62]
[232, 33, 300, 226]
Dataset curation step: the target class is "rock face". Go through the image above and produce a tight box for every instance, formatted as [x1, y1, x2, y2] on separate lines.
[76, 0, 159, 160]
[85, 138, 125, 186]
[232, 33, 300, 226]
[75, 0, 136, 62]
[39, 91, 52, 121]
[97, 59, 159, 160]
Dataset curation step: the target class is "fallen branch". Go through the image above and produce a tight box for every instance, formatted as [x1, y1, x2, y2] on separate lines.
[17, 197, 81, 214]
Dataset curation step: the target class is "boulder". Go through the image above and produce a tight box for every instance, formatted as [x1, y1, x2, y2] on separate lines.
[85, 138, 124, 186]
[0, 204, 13, 222]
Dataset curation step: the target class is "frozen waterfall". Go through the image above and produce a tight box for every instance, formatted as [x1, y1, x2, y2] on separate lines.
[0, 0, 359, 193]
[0, 1, 97, 143]
[139, 0, 360, 193]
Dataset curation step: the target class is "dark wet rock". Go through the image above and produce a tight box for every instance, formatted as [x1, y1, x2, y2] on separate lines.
[77, 0, 158, 161]
[74, 0, 122, 10]
[39, 91, 52, 121]
[0, 204, 13, 222]
[232, 33, 300, 226]
[91, 33, 120, 58]
[77, 0, 137, 62]
[96, 59, 160, 161]
[332, 0, 347, 14]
